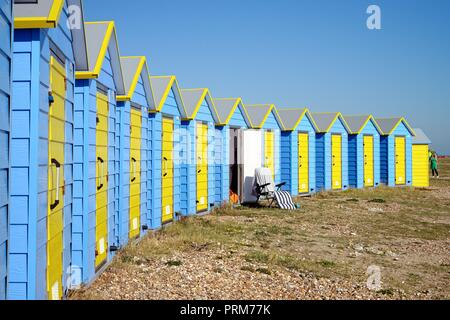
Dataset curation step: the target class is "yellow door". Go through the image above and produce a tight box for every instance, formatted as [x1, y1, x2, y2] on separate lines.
[298, 133, 309, 194]
[363, 135, 374, 187]
[395, 136, 406, 185]
[47, 56, 65, 300]
[196, 122, 208, 212]
[412, 145, 429, 187]
[129, 108, 141, 238]
[264, 130, 275, 178]
[95, 91, 109, 268]
[331, 134, 342, 190]
[162, 117, 174, 223]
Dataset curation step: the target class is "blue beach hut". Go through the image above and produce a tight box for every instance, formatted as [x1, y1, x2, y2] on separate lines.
[244, 104, 284, 184]
[148, 75, 187, 229]
[311, 112, 351, 192]
[375, 117, 415, 187]
[116, 56, 154, 245]
[343, 115, 383, 189]
[277, 108, 318, 196]
[73, 21, 125, 286]
[180, 89, 220, 215]
[213, 98, 251, 205]
[0, 0, 12, 300]
[9, 0, 89, 300]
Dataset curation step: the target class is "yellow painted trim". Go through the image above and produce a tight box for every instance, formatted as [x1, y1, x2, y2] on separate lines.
[14, 17, 54, 29]
[240, 102, 254, 128]
[244, 104, 275, 129]
[375, 117, 416, 136]
[93, 21, 114, 76]
[350, 115, 372, 134]
[206, 90, 221, 124]
[14, 0, 64, 29]
[275, 107, 309, 131]
[49, 0, 65, 23]
[75, 21, 115, 79]
[369, 117, 384, 135]
[321, 112, 351, 133]
[324, 113, 340, 133]
[258, 104, 275, 129]
[272, 106, 287, 130]
[117, 56, 146, 102]
[213, 98, 240, 125]
[290, 109, 308, 131]
[305, 109, 320, 132]
[152, 76, 188, 117]
[185, 89, 208, 120]
[389, 118, 416, 136]
[241, 106, 254, 128]
[156, 76, 176, 111]
[220, 98, 253, 128]
[173, 78, 189, 117]
[141, 63, 157, 111]
[355, 115, 383, 135]
[223, 99, 241, 125]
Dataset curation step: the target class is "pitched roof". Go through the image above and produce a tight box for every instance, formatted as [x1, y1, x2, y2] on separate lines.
[310, 112, 351, 133]
[342, 115, 383, 134]
[14, 0, 89, 71]
[117, 56, 156, 110]
[14, 0, 64, 28]
[375, 117, 415, 136]
[75, 21, 125, 95]
[275, 108, 318, 132]
[213, 98, 251, 127]
[412, 128, 431, 145]
[180, 89, 220, 123]
[150, 76, 187, 117]
[244, 104, 283, 129]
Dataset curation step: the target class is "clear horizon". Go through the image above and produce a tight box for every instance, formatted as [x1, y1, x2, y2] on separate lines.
[84, 0, 450, 154]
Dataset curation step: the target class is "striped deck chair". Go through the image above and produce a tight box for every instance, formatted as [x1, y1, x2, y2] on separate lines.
[252, 168, 297, 210]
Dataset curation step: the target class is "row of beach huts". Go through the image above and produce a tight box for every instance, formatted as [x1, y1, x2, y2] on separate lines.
[0, 0, 433, 300]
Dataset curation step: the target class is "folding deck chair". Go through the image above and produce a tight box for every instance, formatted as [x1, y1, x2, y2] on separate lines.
[252, 168, 297, 210]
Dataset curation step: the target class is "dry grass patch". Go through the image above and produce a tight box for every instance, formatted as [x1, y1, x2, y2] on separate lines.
[70, 159, 450, 300]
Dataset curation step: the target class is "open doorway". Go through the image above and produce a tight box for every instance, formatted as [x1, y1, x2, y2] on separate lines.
[229, 128, 243, 203]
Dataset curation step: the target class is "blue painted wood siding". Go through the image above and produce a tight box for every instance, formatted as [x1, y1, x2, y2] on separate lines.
[348, 135, 357, 188]
[116, 74, 149, 245]
[181, 99, 216, 214]
[214, 126, 229, 204]
[195, 99, 216, 210]
[148, 89, 181, 229]
[315, 118, 349, 191]
[380, 122, 413, 187]
[9, 3, 76, 300]
[348, 120, 380, 189]
[73, 48, 118, 286]
[380, 136, 388, 184]
[280, 116, 316, 195]
[180, 120, 196, 215]
[0, 0, 12, 300]
[116, 101, 130, 245]
[228, 107, 247, 128]
[315, 134, 325, 191]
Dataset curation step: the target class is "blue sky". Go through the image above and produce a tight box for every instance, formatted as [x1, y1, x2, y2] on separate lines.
[84, 0, 450, 154]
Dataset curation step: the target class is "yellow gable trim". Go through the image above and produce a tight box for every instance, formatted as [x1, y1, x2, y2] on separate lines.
[117, 57, 146, 102]
[76, 22, 115, 79]
[14, 0, 64, 29]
